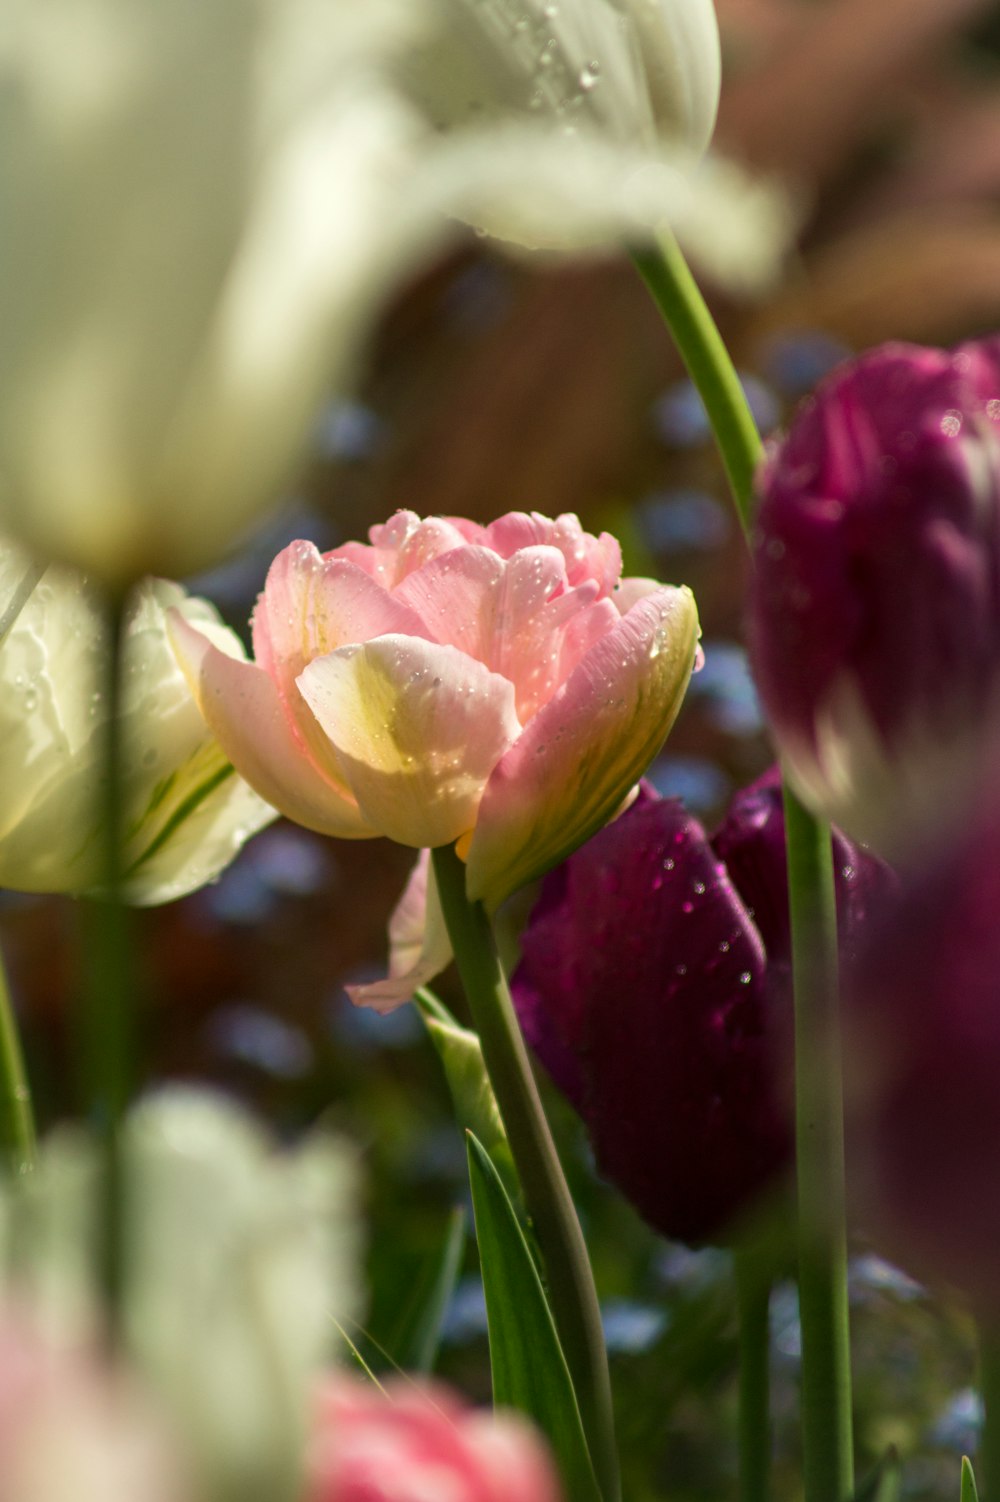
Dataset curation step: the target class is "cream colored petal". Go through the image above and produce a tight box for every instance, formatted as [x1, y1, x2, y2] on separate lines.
[298, 635, 520, 849]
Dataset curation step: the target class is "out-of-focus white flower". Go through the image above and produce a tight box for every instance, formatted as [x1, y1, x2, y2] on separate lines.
[399, 0, 725, 251]
[0, 541, 276, 902]
[0, 0, 434, 584]
[2, 1088, 363, 1502]
[393, 0, 793, 287]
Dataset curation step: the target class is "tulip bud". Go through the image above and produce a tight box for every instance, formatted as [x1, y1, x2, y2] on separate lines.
[748, 338, 1000, 857]
[0, 544, 275, 902]
[511, 771, 891, 1245]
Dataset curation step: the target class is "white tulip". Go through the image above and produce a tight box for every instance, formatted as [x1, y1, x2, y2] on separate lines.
[3, 1088, 363, 1502]
[0, 541, 276, 902]
[0, 0, 432, 584]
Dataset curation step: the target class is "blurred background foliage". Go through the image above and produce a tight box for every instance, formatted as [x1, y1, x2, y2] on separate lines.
[5, 0, 1000, 1496]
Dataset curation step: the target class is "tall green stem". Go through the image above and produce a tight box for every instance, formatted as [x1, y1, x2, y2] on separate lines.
[0, 948, 35, 1177]
[979, 1327, 1000, 1499]
[631, 232, 758, 541]
[432, 844, 619, 1502]
[81, 592, 136, 1330]
[783, 789, 853, 1502]
[631, 236, 854, 1502]
[735, 1248, 773, 1502]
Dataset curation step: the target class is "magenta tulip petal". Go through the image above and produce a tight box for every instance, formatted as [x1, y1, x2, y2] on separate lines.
[298, 635, 520, 849]
[465, 586, 699, 907]
[748, 338, 1000, 854]
[512, 792, 788, 1246]
[169, 611, 375, 839]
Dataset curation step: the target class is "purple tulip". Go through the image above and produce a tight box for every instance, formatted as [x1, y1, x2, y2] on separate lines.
[511, 770, 891, 1246]
[747, 337, 1000, 858]
[846, 789, 1000, 1314]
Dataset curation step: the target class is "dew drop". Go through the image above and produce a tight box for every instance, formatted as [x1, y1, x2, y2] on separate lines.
[675, 962, 688, 976]
[692, 880, 706, 895]
[941, 409, 963, 437]
[579, 60, 600, 90]
[663, 857, 675, 871]
[739, 971, 752, 985]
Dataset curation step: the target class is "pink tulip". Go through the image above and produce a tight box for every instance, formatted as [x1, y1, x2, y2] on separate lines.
[305, 1376, 563, 1502]
[172, 510, 699, 909]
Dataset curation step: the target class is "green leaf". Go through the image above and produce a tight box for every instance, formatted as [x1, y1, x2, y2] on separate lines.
[853, 1447, 901, 1502]
[388, 1206, 467, 1374]
[961, 1457, 980, 1502]
[466, 1130, 602, 1502]
[416, 989, 518, 1199]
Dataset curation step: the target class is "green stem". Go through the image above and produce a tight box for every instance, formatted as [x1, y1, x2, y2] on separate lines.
[632, 237, 854, 1502]
[630, 231, 760, 539]
[783, 788, 854, 1502]
[735, 1248, 772, 1502]
[979, 1327, 1000, 1499]
[432, 844, 619, 1502]
[0, 947, 35, 1177]
[81, 591, 136, 1332]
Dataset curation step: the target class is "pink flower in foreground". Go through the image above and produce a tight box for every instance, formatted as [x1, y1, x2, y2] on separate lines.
[306, 1376, 563, 1502]
[172, 510, 700, 910]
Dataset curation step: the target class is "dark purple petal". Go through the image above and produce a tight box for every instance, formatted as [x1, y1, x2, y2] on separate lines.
[710, 767, 896, 963]
[513, 789, 791, 1246]
[747, 339, 1000, 851]
[846, 785, 1000, 1314]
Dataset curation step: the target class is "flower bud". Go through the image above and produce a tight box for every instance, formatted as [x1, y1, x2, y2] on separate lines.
[748, 338, 1000, 857]
[511, 771, 891, 1245]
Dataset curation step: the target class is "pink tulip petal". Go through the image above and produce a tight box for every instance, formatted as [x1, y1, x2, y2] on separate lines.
[328, 510, 470, 587]
[465, 587, 700, 908]
[252, 540, 430, 799]
[396, 544, 604, 720]
[298, 635, 521, 849]
[483, 512, 621, 594]
[169, 611, 376, 839]
[346, 851, 453, 1012]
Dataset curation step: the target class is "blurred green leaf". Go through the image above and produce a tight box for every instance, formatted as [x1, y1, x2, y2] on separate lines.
[854, 1447, 901, 1502]
[961, 1457, 980, 1502]
[388, 1205, 467, 1374]
[466, 1130, 601, 1502]
[416, 988, 518, 1199]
